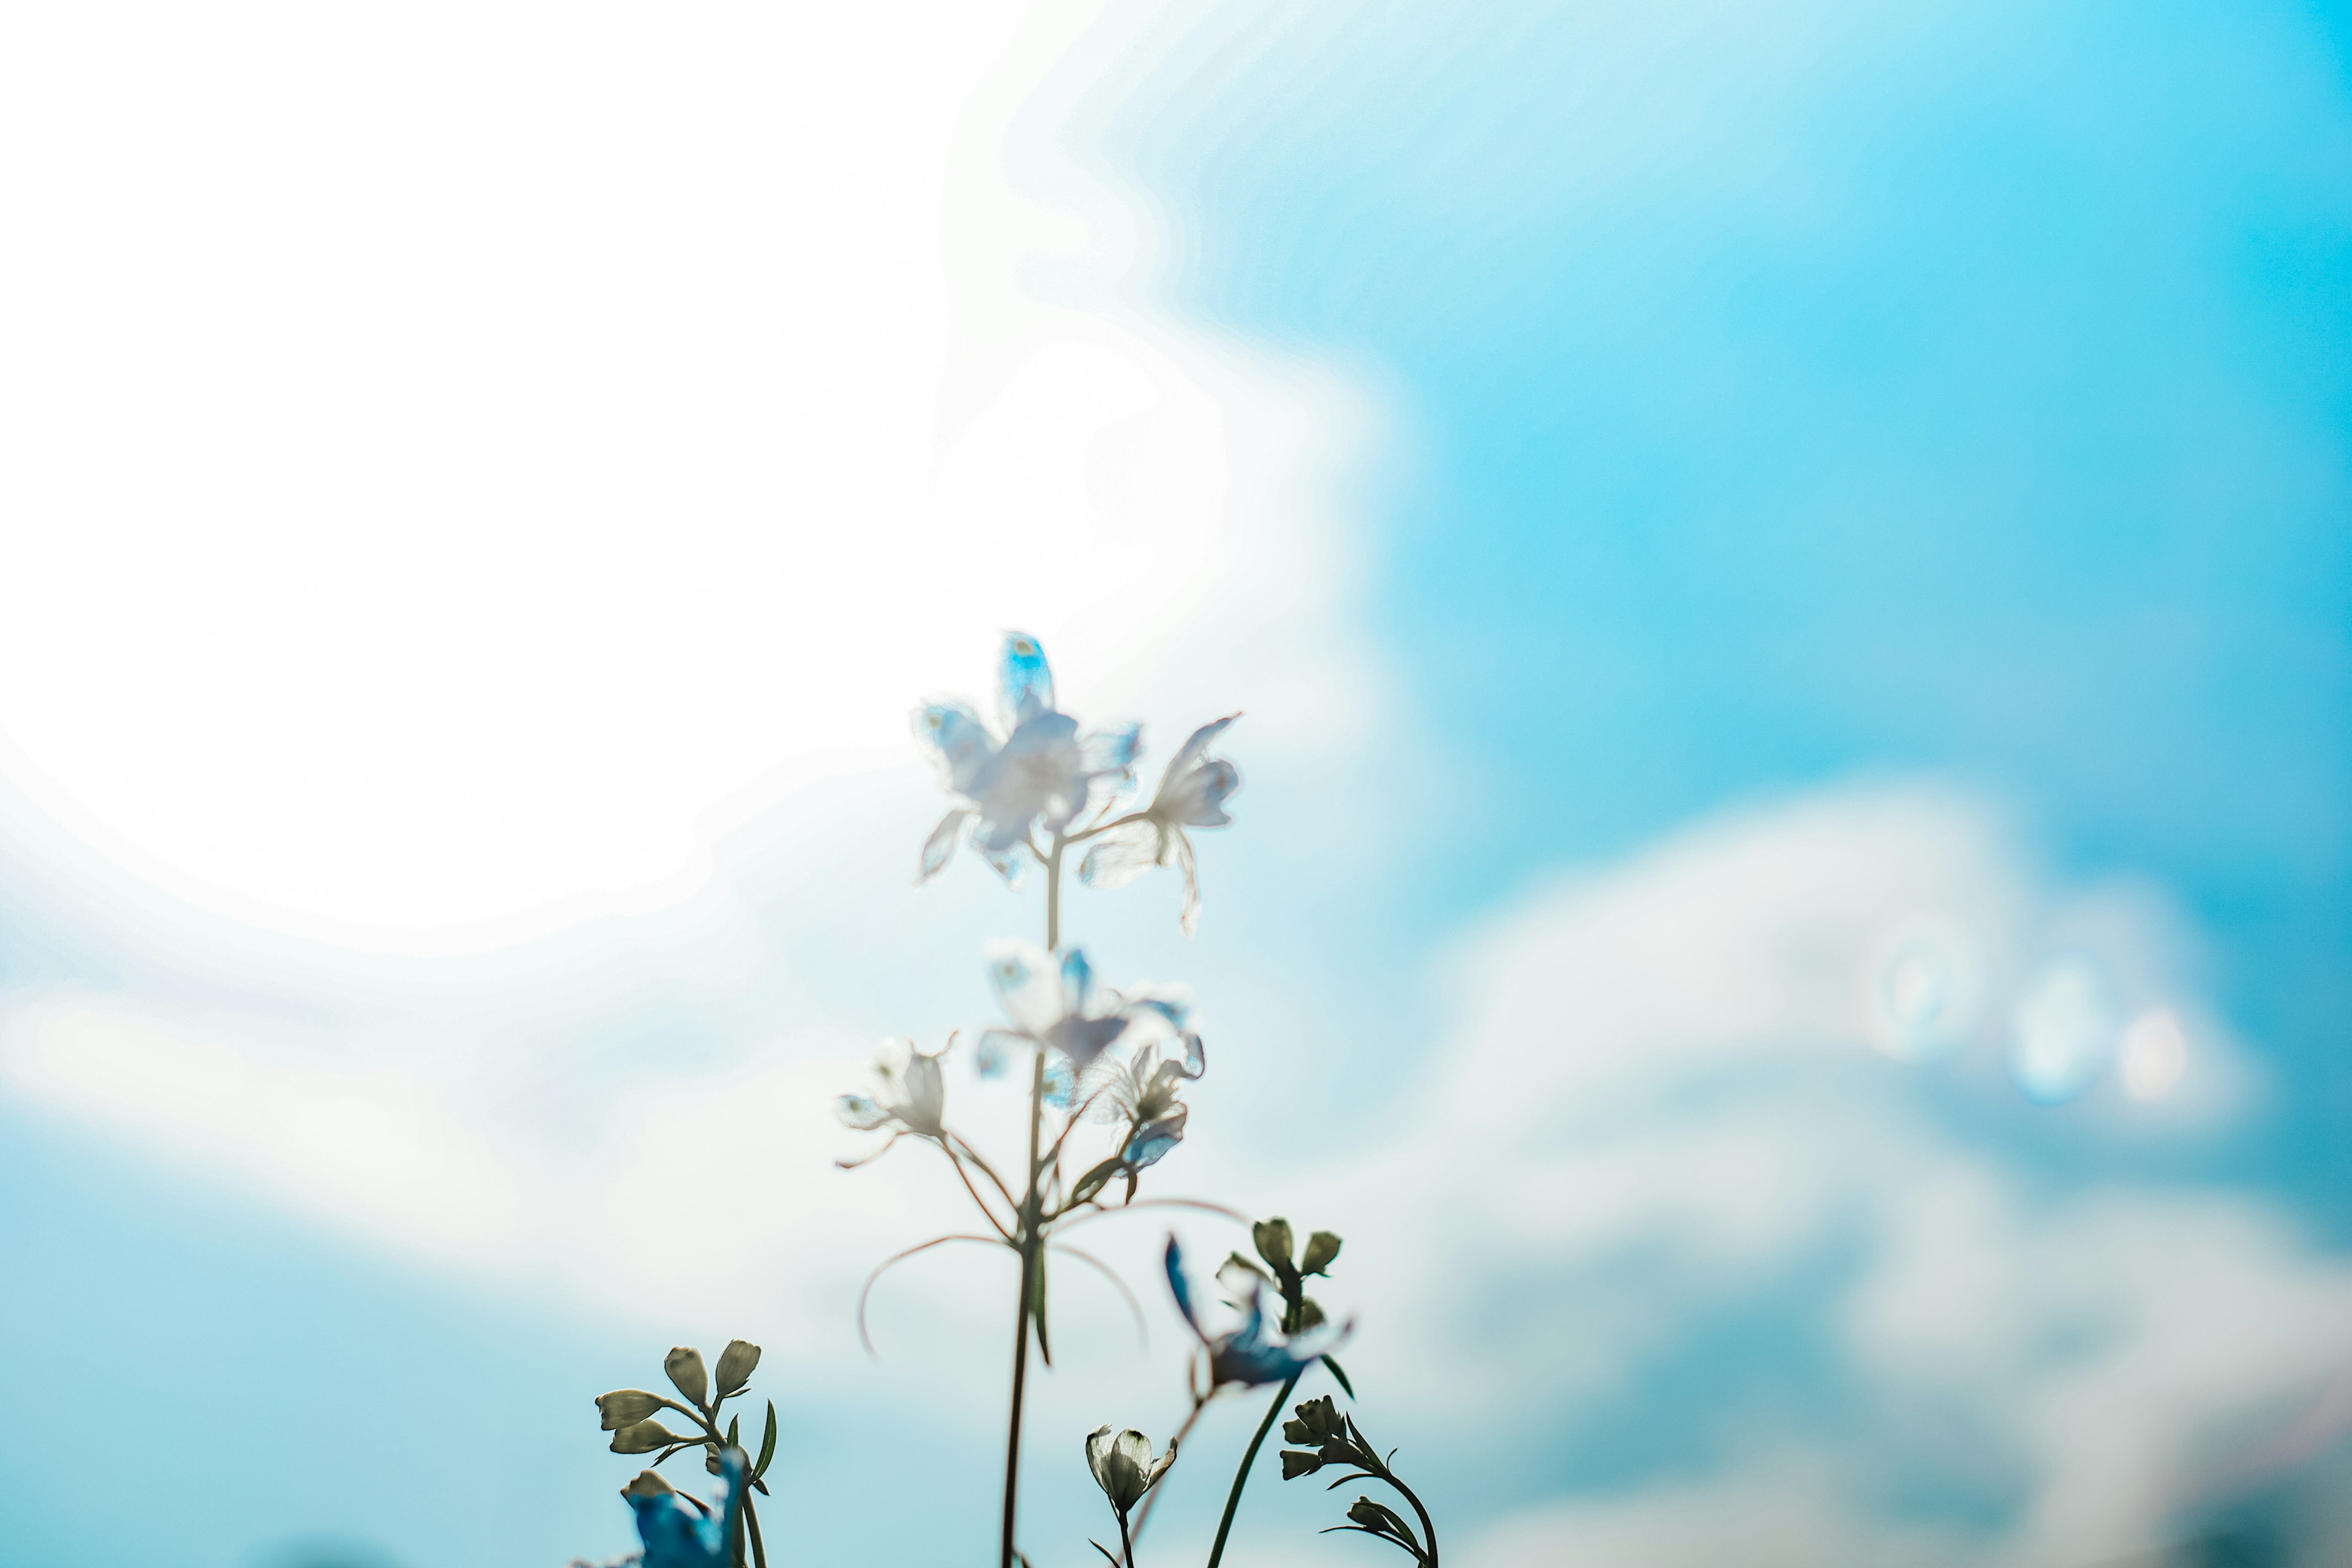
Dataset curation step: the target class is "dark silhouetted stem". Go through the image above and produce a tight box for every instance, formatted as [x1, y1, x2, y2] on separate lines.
[1002, 835, 1065, 1568]
[1204, 1372, 1300, 1568]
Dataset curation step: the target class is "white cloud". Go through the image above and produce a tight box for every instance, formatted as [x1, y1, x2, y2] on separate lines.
[0, 0, 1385, 952]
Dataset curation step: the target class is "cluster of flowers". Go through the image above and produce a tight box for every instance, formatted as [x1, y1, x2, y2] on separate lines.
[570, 635, 1439, 1568]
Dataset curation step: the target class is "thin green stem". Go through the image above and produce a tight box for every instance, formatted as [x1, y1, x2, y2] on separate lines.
[745, 1496, 767, 1568]
[1118, 1507, 1137, 1568]
[1002, 834, 1066, 1568]
[1204, 1373, 1300, 1568]
[1385, 1472, 1438, 1568]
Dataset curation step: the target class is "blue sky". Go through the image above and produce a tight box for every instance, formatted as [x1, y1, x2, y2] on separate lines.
[1, 3, 2348, 1566]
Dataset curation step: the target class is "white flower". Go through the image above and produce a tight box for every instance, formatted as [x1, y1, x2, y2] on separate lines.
[1085, 1425, 1177, 1515]
[834, 1037, 947, 1141]
[1077, 715, 1241, 934]
[913, 633, 1142, 886]
[975, 941, 1140, 1081]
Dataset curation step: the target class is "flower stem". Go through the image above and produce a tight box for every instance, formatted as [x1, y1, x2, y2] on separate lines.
[1118, 1507, 1137, 1568]
[1125, 1394, 1206, 1546]
[1203, 1372, 1300, 1568]
[1002, 834, 1066, 1568]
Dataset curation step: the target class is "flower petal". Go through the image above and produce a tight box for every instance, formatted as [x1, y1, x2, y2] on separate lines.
[1077, 819, 1165, 890]
[1177, 833, 1202, 938]
[911, 701, 997, 795]
[918, 808, 970, 884]
[987, 940, 1063, 1039]
[1060, 947, 1096, 1014]
[1080, 721, 1143, 782]
[1163, 1235, 1204, 1338]
[1041, 1053, 1076, 1109]
[974, 1029, 1025, 1079]
[1160, 757, 1239, 828]
[1156, 715, 1237, 796]
[1123, 1105, 1188, 1169]
[835, 1094, 890, 1131]
[998, 631, 1055, 731]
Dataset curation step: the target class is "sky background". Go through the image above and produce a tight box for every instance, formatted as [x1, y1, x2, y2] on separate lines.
[1, 3, 2348, 1566]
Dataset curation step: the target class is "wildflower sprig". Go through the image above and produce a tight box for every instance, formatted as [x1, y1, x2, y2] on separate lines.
[567, 630, 1447, 1568]
[1281, 1396, 1442, 1568]
[592, 1341, 777, 1568]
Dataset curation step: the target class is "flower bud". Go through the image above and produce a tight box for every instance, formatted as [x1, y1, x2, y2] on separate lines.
[1252, 1218, 1295, 1275]
[715, 1340, 761, 1398]
[596, 1390, 665, 1431]
[665, 1346, 709, 1407]
[620, 1471, 674, 1499]
[1302, 1231, 1343, 1276]
[610, 1419, 684, 1455]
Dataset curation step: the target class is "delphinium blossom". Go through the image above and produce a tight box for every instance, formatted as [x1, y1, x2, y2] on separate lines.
[1079, 715, 1242, 936]
[914, 633, 1142, 886]
[977, 941, 1144, 1084]
[620, 1449, 747, 1568]
[1165, 1234, 1351, 1392]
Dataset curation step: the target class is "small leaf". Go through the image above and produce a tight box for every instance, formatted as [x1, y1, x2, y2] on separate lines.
[665, 1346, 709, 1407]
[597, 1390, 665, 1431]
[1302, 1231, 1342, 1276]
[726, 1414, 740, 1449]
[611, 1419, 685, 1455]
[1321, 1355, 1356, 1400]
[1252, 1218, 1295, 1274]
[1294, 1295, 1328, 1332]
[1068, 1156, 1124, 1208]
[715, 1339, 761, 1398]
[755, 1399, 778, 1480]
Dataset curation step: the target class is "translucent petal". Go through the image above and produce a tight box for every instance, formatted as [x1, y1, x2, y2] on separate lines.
[1156, 715, 1236, 795]
[918, 809, 969, 883]
[971, 712, 1087, 843]
[976, 835, 1028, 886]
[911, 701, 997, 795]
[997, 631, 1055, 731]
[987, 940, 1063, 1040]
[1163, 757, 1239, 828]
[1080, 721, 1143, 780]
[834, 1094, 890, 1131]
[898, 1051, 945, 1137]
[1041, 1054, 1076, 1109]
[1078, 820, 1165, 890]
[1163, 1235, 1203, 1335]
[1123, 1105, 1188, 1170]
[1060, 947, 1096, 1012]
[1050, 1014, 1131, 1074]
[974, 1030, 1025, 1079]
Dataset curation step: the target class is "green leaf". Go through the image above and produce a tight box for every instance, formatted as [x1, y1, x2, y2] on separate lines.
[597, 1390, 666, 1431]
[665, 1346, 709, 1407]
[755, 1400, 778, 1479]
[715, 1339, 761, 1398]
[1068, 1156, 1124, 1208]
[726, 1414, 740, 1449]
[1321, 1355, 1355, 1400]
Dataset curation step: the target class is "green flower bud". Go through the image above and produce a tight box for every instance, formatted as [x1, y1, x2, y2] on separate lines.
[620, 1471, 674, 1499]
[1302, 1231, 1343, 1276]
[596, 1390, 666, 1431]
[1284, 1395, 1347, 1447]
[665, 1346, 709, 1407]
[610, 1419, 684, 1455]
[1280, 1449, 1325, 1479]
[1252, 1218, 1295, 1275]
[715, 1340, 761, 1398]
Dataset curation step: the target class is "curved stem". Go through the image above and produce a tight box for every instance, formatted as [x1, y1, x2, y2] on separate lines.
[1118, 1507, 1136, 1568]
[1385, 1473, 1438, 1568]
[1203, 1373, 1300, 1568]
[938, 1140, 1014, 1239]
[744, 1496, 767, 1568]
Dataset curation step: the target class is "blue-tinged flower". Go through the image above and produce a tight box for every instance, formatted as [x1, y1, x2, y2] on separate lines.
[1093, 1014, 1205, 1172]
[977, 941, 1140, 1079]
[1078, 715, 1241, 935]
[1087, 1425, 1178, 1515]
[622, 1448, 745, 1568]
[1164, 1235, 1349, 1389]
[913, 633, 1144, 886]
[834, 1037, 948, 1144]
